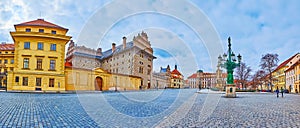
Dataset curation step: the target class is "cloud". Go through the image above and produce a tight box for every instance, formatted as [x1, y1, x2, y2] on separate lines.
[190, 0, 300, 72]
[1, 0, 300, 78]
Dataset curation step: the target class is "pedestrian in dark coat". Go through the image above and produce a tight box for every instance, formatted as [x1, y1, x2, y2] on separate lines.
[276, 87, 279, 98]
[281, 87, 284, 98]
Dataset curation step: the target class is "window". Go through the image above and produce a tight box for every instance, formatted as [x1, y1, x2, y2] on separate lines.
[0, 60, 1, 64]
[51, 30, 56, 34]
[49, 78, 55, 87]
[39, 29, 44, 33]
[50, 60, 55, 70]
[23, 58, 29, 69]
[10, 67, 13, 71]
[12, 52, 14, 54]
[36, 78, 41, 86]
[24, 42, 30, 49]
[15, 76, 19, 82]
[5, 52, 8, 54]
[37, 42, 43, 50]
[50, 44, 56, 51]
[4, 59, 7, 64]
[139, 67, 143, 73]
[10, 59, 14, 64]
[23, 77, 28, 86]
[36, 59, 42, 70]
[25, 28, 31, 32]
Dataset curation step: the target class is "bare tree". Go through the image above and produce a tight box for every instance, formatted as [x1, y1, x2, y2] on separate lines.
[259, 53, 279, 92]
[252, 70, 267, 91]
[235, 62, 252, 90]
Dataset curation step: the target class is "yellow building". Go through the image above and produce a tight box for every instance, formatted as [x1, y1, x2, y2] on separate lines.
[294, 61, 300, 93]
[7, 19, 71, 92]
[285, 53, 300, 93]
[64, 41, 142, 91]
[170, 65, 184, 88]
[272, 54, 297, 91]
[0, 43, 15, 87]
[65, 64, 142, 91]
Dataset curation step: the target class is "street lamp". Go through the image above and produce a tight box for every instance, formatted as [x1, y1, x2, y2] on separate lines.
[198, 79, 201, 91]
[219, 37, 242, 98]
[115, 76, 118, 92]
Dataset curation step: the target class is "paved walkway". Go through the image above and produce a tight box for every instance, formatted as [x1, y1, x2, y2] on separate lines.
[0, 93, 98, 127]
[0, 89, 299, 127]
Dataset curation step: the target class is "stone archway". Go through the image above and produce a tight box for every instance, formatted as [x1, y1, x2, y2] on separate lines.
[95, 77, 103, 91]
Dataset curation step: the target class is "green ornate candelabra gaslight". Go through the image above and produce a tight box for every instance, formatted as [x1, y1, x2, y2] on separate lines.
[218, 37, 242, 98]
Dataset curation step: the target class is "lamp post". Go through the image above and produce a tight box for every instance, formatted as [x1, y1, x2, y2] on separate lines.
[115, 76, 118, 92]
[198, 80, 201, 91]
[218, 37, 242, 98]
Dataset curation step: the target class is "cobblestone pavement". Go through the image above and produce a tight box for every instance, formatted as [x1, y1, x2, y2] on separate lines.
[0, 90, 300, 127]
[172, 92, 300, 128]
[0, 92, 98, 127]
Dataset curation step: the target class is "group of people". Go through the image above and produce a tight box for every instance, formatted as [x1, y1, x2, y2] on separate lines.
[276, 87, 284, 98]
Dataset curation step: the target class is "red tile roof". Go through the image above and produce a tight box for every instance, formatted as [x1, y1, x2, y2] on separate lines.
[203, 72, 215, 75]
[15, 19, 67, 30]
[0, 44, 14, 50]
[171, 69, 182, 76]
[285, 54, 300, 72]
[65, 62, 72, 67]
[274, 53, 297, 71]
[188, 73, 197, 79]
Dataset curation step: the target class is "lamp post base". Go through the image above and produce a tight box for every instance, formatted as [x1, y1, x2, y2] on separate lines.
[225, 84, 236, 98]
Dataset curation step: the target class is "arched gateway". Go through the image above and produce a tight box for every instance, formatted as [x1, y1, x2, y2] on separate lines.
[95, 77, 103, 91]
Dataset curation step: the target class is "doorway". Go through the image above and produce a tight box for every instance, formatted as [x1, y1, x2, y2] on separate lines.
[95, 77, 103, 91]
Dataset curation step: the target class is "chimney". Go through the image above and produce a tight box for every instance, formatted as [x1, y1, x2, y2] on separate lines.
[123, 36, 127, 49]
[175, 64, 177, 70]
[96, 48, 102, 56]
[112, 43, 116, 52]
[69, 40, 74, 47]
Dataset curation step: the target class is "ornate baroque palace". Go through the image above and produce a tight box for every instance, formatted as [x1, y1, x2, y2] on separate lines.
[2, 19, 155, 92]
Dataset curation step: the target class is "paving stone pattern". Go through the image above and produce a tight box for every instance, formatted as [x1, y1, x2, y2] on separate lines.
[0, 93, 98, 127]
[0, 90, 300, 127]
[170, 93, 300, 128]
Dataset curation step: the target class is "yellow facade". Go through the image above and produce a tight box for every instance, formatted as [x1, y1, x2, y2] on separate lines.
[272, 54, 298, 91]
[170, 65, 184, 88]
[170, 77, 183, 88]
[7, 19, 71, 92]
[294, 63, 300, 93]
[65, 67, 142, 91]
[272, 67, 286, 91]
[0, 44, 15, 87]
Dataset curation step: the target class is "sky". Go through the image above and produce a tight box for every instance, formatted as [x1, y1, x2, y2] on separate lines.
[0, 0, 300, 78]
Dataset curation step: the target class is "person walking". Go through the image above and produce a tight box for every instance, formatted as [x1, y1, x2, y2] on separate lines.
[276, 87, 279, 98]
[281, 87, 284, 98]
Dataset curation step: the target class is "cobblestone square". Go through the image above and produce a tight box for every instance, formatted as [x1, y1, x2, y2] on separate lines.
[0, 89, 299, 127]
